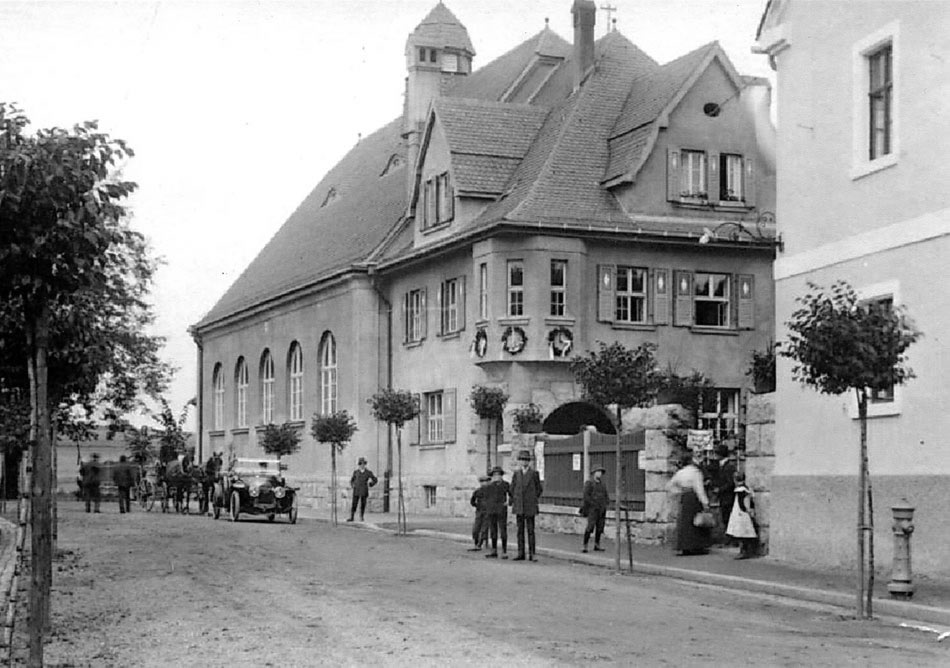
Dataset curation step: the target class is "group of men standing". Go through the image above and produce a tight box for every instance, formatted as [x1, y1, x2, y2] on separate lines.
[469, 449, 543, 561]
[78, 453, 135, 513]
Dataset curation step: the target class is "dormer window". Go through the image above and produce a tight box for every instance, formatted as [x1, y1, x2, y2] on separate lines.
[420, 171, 454, 231]
[381, 154, 404, 177]
[442, 53, 458, 73]
[321, 187, 338, 208]
[429, 48, 438, 63]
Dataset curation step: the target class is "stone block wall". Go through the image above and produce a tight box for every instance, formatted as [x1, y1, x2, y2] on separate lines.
[743, 392, 775, 554]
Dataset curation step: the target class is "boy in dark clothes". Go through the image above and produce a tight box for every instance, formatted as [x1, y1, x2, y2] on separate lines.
[483, 466, 510, 559]
[468, 474, 491, 551]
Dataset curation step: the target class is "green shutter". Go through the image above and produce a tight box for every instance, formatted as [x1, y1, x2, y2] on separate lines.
[744, 157, 756, 206]
[673, 270, 693, 327]
[737, 274, 755, 329]
[597, 265, 615, 323]
[653, 268, 670, 325]
[443, 389, 457, 443]
[708, 152, 720, 203]
[667, 148, 680, 202]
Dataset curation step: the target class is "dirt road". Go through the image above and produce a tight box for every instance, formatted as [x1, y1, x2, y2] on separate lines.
[12, 503, 949, 666]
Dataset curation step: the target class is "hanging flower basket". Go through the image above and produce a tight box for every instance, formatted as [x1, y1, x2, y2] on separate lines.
[501, 326, 527, 355]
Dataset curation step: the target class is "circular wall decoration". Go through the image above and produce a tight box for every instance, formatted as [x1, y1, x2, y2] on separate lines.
[547, 327, 573, 359]
[470, 328, 488, 358]
[501, 326, 527, 355]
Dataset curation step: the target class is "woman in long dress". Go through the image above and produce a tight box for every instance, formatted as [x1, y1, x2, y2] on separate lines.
[666, 452, 712, 555]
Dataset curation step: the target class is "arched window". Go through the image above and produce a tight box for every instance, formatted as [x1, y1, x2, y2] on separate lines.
[288, 342, 304, 422]
[235, 357, 248, 428]
[212, 363, 225, 430]
[260, 350, 274, 425]
[320, 332, 337, 415]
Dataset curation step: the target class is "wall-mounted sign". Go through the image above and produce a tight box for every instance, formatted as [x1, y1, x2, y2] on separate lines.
[687, 429, 714, 451]
[572, 453, 581, 471]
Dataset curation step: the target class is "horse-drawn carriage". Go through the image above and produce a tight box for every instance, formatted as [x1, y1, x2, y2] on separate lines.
[137, 457, 208, 513]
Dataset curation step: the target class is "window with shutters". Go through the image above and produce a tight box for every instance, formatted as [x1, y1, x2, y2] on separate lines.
[260, 350, 274, 424]
[212, 363, 225, 431]
[615, 266, 647, 324]
[720, 154, 744, 202]
[405, 289, 425, 343]
[698, 388, 739, 443]
[235, 358, 248, 429]
[694, 273, 730, 328]
[425, 391, 444, 442]
[680, 150, 707, 199]
[420, 172, 454, 230]
[478, 263, 488, 321]
[507, 261, 524, 317]
[550, 260, 567, 317]
[440, 277, 464, 335]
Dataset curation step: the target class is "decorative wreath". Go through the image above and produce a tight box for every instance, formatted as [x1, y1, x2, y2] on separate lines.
[501, 326, 527, 355]
[470, 328, 489, 359]
[547, 327, 573, 359]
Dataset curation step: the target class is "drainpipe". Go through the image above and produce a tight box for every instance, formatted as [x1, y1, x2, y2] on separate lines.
[192, 330, 204, 463]
[368, 266, 394, 513]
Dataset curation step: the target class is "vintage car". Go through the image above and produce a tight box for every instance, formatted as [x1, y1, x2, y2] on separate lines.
[213, 458, 298, 523]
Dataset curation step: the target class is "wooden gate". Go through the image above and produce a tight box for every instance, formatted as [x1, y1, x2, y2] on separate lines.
[539, 430, 645, 511]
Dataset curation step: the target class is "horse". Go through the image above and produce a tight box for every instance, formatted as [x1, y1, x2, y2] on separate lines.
[201, 452, 223, 514]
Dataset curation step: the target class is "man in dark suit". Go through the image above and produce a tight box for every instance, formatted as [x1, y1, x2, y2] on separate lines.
[112, 455, 136, 514]
[348, 457, 378, 522]
[581, 466, 609, 552]
[80, 453, 102, 513]
[483, 466, 510, 559]
[509, 449, 543, 561]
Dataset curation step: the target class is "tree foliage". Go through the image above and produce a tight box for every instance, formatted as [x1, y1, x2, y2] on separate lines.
[260, 422, 302, 459]
[469, 385, 508, 421]
[369, 389, 419, 428]
[511, 403, 544, 434]
[570, 341, 662, 415]
[311, 410, 358, 452]
[782, 281, 920, 396]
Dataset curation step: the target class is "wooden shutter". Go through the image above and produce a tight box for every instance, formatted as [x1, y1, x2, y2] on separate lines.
[653, 268, 670, 325]
[412, 393, 423, 445]
[737, 274, 755, 329]
[447, 173, 455, 221]
[744, 157, 756, 206]
[458, 276, 466, 331]
[443, 389, 457, 443]
[666, 148, 680, 201]
[597, 265, 615, 323]
[420, 287, 428, 340]
[673, 270, 693, 327]
[426, 179, 436, 227]
[708, 152, 720, 203]
[436, 282, 444, 336]
[402, 292, 409, 342]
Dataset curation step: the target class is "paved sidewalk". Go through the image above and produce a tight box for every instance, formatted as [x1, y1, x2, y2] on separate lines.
[298, 506, 950, 628]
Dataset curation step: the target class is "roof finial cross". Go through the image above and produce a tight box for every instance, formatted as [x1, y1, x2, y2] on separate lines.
[600, 3, 617, 35]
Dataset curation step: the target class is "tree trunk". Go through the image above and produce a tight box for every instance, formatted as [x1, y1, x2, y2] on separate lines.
[614, 406, 622, 574]
[397, 427, 406, 536]
[29, 303, 53, 666]
[330, 444, 337, 526]
[856, 390, 867, 619]
[486, 419, 492, 476]
[862, 392, 874, 618]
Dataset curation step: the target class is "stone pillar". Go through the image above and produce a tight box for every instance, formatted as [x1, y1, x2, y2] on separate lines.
[641, 428, 677, 544]
[744, 393, 775, 554]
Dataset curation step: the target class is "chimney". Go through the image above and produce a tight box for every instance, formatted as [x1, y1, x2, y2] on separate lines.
[572, 0, 596, 89]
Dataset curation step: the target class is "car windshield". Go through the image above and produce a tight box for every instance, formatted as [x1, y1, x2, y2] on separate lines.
[232, 459, 282, 477]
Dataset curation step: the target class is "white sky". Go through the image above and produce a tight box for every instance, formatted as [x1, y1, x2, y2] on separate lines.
[0, 0, 771, 429]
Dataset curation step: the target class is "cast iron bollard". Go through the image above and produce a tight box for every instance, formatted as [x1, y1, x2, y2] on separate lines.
[887, 498, 915, 598]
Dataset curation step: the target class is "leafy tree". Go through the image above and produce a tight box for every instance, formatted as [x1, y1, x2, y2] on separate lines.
[511, 403, 544, 434]
[0, 102, 168, 661]
[259, 422, 302, 460]
[469, 385, 508, 473]
[311, 410, 358, 525]
[369, 389, 419, 535]
[571, 341, 661, 572]
[782, 280, 921, 619]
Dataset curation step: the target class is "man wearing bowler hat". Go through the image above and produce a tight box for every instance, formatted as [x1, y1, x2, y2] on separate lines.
[581, 465, 609, 553]
[510, 449, 543, 561]
[348, 457, 378, 522]
[483, 466, 510, 558]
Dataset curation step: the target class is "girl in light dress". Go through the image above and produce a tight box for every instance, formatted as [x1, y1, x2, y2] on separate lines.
[726, 472, 758, 559]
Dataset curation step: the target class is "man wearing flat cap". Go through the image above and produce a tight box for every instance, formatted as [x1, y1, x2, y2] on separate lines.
[468, 474, 491, 551]
[348, 457, 377, 522]
[510, 449, 543, 561]
[581, 465, 609, 553]
[483, 466, 510, 559]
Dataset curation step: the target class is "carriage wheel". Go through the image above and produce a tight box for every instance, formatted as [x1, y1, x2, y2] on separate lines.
[229, 491, 241, 523]
[289, 495, 298, 525]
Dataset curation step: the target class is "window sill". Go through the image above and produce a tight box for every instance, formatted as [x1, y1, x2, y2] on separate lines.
[403, 339, 425, 349]
[438, 330, 463, 341]
[417, 443, 451, 450]
[673, 198, 711, 210]
[208, 429, 226, 438]
[544, 316, 576, 326]
[611, 322, 655, 331]
[230, 428, 249, 435]
[850, 153, 898, 181]
[689, 326, 739, 336]
[498, 317, 530, 327]
[475, 319, 490, 328]
[714, 201, 753, 211]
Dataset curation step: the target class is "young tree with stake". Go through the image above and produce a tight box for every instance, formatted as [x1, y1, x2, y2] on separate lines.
[311, 411, 358, 525]
[369, 390, 419, 535]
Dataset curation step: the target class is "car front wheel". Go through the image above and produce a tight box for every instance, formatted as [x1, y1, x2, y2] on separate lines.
[229, 491, 240, 522]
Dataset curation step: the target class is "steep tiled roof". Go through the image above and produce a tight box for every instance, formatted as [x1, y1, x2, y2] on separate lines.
[195, 119, 407, 327]
[435, 98, 549, 157]
[604, 124, 653, 184]
[407, 2, 474, 54]
[452, 154, 521, 195]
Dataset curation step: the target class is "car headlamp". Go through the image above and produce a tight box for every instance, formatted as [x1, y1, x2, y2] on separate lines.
[249, 487, 259, 497]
